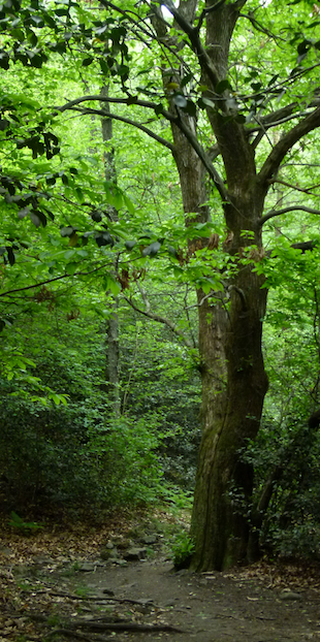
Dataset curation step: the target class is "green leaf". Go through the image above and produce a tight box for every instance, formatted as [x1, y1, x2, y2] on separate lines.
[105, 276, 121, 295]
[180, 73, 194, 88]
[60, 226, 74, 237]
[125, 240, 136, 250]
[215, 79, 232, 94]
[82, 57, 94, 67]
[65, 262, 77, 275]
[142, 241, 161, 257]
[123, 193, 135, 214]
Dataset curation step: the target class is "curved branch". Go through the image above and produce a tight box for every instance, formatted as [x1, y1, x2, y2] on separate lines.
[241, 11, 285, 43]
[56, 95, 226, 198]
[56, 94, 172, 116]
[268, 178, 320, 195]
[260, 205, 320, 226]
[249, 96, 320, 134]
[123, 295, 194, 349]
[65, 106, 175, 152]
[259, 105, 320, 184]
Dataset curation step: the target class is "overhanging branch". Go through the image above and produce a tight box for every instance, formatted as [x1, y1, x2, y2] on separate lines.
[0, 263, 112, 298]
[64, 106, 175, 152]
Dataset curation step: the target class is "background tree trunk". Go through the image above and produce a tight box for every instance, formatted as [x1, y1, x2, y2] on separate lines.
[100, 85, 120, 415]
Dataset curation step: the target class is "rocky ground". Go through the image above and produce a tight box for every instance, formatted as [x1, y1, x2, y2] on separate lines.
[1, 509, 320, 642]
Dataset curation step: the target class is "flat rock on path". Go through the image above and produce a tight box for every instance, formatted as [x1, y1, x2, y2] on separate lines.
[72, 558, 320, 642]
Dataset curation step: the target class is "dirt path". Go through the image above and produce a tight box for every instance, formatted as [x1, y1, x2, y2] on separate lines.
[1, 512, 320, 641]
[71, 556, 320, 642]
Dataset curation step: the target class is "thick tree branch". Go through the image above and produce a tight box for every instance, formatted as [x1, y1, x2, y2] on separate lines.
[159, 0, 219, 86]
[249, 96, 320, 135]
[259, 105, 320, 184]
[195, 0, 226, 34]
[173, 112, 228, 200]
[260, 205, 320, 226]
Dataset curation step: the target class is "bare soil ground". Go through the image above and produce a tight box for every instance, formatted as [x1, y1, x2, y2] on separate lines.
[78, 555, 320, 642]
[1, 509, 320, 642]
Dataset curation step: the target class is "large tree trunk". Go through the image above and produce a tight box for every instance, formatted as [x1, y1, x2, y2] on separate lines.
[190, 264, 268, 570]
[152, 0, 269, 570]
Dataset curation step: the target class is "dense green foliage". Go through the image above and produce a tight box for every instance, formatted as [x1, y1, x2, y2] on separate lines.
[0, 303, 200, 516]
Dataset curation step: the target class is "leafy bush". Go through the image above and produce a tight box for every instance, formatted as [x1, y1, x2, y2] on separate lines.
[0, 389, 163, 516]
[243, 411, 320, 559]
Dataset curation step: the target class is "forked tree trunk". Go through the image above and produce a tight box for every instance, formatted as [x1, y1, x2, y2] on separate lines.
[151, 0, 270, 570]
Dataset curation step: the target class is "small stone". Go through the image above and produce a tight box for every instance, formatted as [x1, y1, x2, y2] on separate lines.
[279, 590, 302, 601]
[113, 559, 127, 566]
[123, 547, 147, 561]
[78, 563, 96, 572]
[142, 535, 157, 545]
[116, 539, 132, 550]
[102, 588, 115, 596]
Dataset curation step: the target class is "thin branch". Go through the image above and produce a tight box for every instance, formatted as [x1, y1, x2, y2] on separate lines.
[99, 0, 157, 45]
[56, 94, 172, 116]
[268, 177, 320, 195]
[241, 11, 285, 43]
[123, 295, 194, 349]
[0, 263, 111, 298]
[160, 1, 219, 86]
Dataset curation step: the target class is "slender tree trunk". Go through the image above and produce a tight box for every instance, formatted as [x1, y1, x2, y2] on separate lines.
[100, 85, 120, 415]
